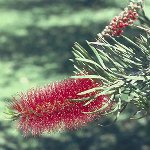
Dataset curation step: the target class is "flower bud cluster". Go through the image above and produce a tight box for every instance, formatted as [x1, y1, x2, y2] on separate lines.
[101, 2, 142, 36]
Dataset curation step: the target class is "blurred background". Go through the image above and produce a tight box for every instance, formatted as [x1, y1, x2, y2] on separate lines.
[0, 0, 150, 150]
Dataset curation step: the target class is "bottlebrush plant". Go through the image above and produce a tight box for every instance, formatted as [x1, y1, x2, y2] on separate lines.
[7, 0, 150, 136]
[8, 76, 111, 135]
[101, 1, 142, 36]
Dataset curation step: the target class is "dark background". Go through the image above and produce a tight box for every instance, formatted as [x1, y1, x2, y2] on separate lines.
[0, 0, 150, 150]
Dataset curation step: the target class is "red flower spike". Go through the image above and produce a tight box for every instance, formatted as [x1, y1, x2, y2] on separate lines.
[9, 77, 110, 135]
[101, 2, 143, 36]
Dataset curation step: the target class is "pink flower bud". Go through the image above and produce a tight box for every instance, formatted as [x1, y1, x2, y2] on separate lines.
[101, 2, 143, 36]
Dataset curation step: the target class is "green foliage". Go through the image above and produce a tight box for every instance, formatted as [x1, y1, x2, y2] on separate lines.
[72, 21, 150, 121]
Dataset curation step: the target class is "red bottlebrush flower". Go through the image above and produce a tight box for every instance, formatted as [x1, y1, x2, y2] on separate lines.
[9, 77, 110, 135]
[101, 2, 143, 36]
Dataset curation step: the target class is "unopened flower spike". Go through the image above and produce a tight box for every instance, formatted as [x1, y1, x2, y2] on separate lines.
[101, 1, 144, 36]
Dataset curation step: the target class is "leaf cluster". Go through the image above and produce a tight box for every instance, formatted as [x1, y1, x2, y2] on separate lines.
[71, 25, 150, 120]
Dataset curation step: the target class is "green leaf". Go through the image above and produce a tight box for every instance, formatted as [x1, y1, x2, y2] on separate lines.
[72, 74, 110, 83]
[87, 41, 107, 70]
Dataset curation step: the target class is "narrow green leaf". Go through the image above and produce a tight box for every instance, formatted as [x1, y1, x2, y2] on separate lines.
[87, 41, 107, 70]
[71, 74, 109, 83]
[82, 102, 109, 114]
[75, 57, 104, 70]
